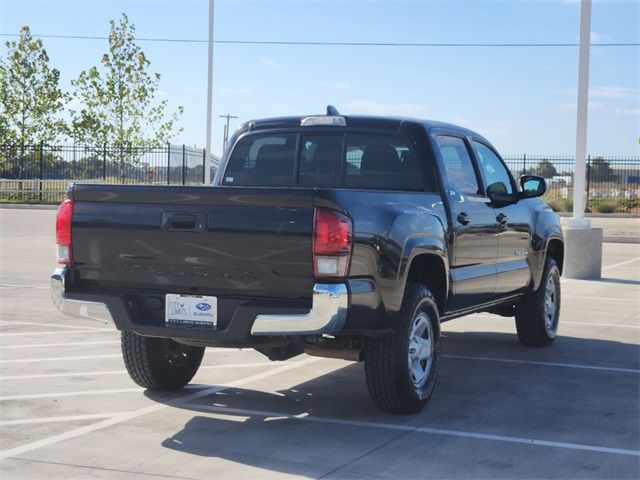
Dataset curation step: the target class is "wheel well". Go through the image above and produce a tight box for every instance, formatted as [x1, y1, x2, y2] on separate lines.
[546, 239, 564, 274]
[406, 254, 447, 315]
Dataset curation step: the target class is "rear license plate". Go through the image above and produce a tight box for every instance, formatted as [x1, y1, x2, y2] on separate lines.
[165, 294, 218, 328]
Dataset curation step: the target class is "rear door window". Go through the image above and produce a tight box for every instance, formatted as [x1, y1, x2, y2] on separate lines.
[344, 134, 424, 190]
[299, 135, 343, 187]
[436, 135, 481, 196]
[223, 134, 297, 186]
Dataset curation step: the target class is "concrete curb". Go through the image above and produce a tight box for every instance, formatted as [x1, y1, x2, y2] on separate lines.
[557, 212, 639, 219]
[0, 204, 58, 210]
[603, 236, 640, 244]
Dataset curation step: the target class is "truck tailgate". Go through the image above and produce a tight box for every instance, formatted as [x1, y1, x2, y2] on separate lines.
[71, 184, 314, 300]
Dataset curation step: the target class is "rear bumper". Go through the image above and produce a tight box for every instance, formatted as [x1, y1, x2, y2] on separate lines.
[51, 269, 113, 324]
[51, 268, 348, 337]
[251, 284, 347, 335]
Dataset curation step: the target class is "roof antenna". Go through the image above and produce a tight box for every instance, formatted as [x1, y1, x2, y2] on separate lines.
[326, 105, 340, 116]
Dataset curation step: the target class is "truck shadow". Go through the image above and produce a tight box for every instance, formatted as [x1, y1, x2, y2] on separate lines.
[147, 331, 639, 479]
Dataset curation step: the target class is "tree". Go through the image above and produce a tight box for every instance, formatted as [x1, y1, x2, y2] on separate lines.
[71, 14, 183, 182]
[588, 157, 616, 183]
[530, 159, 558, 178]
[0, 26, 67, 176]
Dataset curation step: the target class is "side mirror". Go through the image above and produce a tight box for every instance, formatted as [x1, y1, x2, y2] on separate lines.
[519, 175, 547, 198]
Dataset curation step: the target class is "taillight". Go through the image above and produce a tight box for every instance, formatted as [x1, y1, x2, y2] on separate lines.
[313, 208, 352, 281]
[56, 198, 73, 265]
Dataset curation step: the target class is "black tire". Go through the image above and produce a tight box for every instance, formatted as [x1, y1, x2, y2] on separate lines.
[364, 283, 440, 414]
[121, 332, 205, 390]
[515, 257, 561, 347]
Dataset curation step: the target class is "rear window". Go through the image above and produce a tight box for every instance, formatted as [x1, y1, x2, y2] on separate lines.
[223, 132, 425, 191]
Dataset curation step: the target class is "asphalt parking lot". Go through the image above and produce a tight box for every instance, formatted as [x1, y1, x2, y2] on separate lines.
[0, 208, 638, 479]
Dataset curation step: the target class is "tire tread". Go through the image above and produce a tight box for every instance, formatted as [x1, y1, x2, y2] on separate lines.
[365, 283, 440, 414]
[121, 332, 204, 390]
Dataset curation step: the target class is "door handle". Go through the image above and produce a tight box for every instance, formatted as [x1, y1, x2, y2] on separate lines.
[496, 213, 508, 225]
[457, 212, 470, 225]
[162, 212, 207, 232]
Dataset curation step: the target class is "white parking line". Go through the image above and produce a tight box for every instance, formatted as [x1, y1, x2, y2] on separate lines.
[0, 321, 108, 331]
[0, 354, 122, 364]
[0, 413, 133, 426]
[0, 362, 285, 381]
[0, 284, 49, 290]
[562, 321, 640, 329]
[561, 256, 640, 285]
[181, 404, 640, 457]
[602, 256, 640, 271]
[0, 388, 143, 401]
[563, 295, 639, 303]
[0, 340, 120, 350]
[0, 357, 320, 459]
[443, 354, 639, 373]
[1, 329, 116, 337]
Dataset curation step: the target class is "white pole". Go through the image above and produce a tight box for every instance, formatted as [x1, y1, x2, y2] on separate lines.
[570, 0, 591, 228]
[204, 0, 214, 185]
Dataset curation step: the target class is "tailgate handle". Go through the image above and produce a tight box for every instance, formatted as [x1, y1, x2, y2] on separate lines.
[162, 212, 206, 232]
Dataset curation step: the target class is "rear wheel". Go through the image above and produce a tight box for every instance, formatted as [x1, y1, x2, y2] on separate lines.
[515, 257, 561, 347]
[364, 283, 440, 414]
[121, 332, 205, 390]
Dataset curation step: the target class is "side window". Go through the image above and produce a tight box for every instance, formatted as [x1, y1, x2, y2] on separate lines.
[344, 134, 424, 190]
[435, 135, 480, 195]
[299, 135, 343, 187]
[472, 141, 514, 195]
[223, 134, 296, 186]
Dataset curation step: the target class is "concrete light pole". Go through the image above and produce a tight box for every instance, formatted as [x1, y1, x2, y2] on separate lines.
[204, 0, 214, 185]
[564, 0, 603, 279]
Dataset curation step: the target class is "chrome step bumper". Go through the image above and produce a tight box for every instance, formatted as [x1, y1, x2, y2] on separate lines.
[51, 269, 348, 335]
[51, 268, 113, 324]
[250, 283, 348, 335]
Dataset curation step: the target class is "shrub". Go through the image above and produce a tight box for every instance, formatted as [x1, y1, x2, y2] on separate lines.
[621, 199, 640, 213]
[595, 202, 617, 214]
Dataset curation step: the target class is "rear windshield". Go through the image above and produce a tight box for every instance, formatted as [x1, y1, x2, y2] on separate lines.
[223, 132, 425, 191]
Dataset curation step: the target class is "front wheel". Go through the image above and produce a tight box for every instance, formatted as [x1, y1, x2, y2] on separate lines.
[515, 257, 561, 347]
[364, 283, 440, 414]
[121, 332, 205, 390]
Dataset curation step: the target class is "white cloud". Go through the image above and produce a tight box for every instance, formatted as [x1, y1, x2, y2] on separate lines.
[344, 100, 425, 116]
[572, 30, 608, 43]
[220, 87, 250, 94]
[330, 81, 350, 91]
[258, 57, 283, 69]
[591, 86, 635, 98]
[561, 0, 604, 4]
[615, 107, 640, 116]
[553, 101, 605, 111]
[552, 86, 635, 99]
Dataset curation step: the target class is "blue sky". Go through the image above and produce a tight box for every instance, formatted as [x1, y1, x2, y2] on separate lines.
[1, 0, 638, 157]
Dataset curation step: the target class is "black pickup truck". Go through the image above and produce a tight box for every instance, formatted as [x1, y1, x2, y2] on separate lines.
[52, 108, 563, 414]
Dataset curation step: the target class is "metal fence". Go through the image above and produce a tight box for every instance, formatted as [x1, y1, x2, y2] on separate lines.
[503, 155, 640, 214]
[0, 144, 638, 213]
[0, 143, 217, 204]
